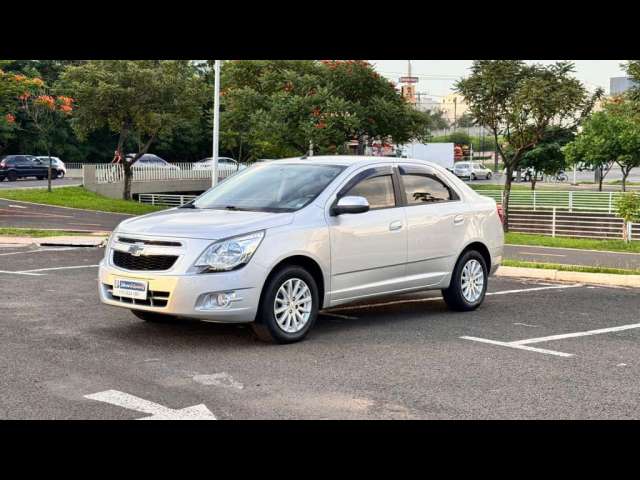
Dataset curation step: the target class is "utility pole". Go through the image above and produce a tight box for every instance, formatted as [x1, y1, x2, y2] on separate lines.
[211, 60, 221, 187]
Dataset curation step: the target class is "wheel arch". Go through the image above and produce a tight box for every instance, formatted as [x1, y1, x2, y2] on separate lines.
[458, 240, 492, 273]
[261, 254, 327, 309]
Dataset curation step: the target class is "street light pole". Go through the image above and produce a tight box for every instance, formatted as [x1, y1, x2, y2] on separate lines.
[211, 59, 221, 187]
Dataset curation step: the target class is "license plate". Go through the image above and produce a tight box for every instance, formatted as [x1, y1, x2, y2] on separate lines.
[113, 278, 148, 300]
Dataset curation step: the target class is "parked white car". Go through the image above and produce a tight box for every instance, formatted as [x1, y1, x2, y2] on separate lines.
[127, 154, 180, 170]
[192, 157, 245, 173]
[36, 156, 66, 178]
[454, 162, 493, 180]
[99, 156, 504, 343]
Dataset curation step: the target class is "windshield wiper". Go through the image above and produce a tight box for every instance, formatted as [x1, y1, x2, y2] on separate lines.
[179, 202, 197, 209]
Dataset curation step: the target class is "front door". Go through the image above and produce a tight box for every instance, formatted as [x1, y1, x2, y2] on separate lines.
[327, 166, 408, 304]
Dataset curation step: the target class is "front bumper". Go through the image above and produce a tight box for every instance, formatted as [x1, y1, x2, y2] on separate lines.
[98, 261, 263, 323]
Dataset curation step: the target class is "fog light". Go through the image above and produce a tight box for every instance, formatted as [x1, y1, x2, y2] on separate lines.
[198, 291, 241, 310]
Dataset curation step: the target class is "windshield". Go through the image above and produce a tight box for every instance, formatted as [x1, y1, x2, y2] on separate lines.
[193, 163, 345, 212]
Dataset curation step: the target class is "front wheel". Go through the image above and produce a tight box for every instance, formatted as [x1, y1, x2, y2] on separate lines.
[442, 250, 488, 311]
[251, 265, 319, 344]
[56, 170, 64, 179]
[486, 172, 492, 180]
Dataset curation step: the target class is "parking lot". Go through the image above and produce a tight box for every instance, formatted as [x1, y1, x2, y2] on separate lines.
[1, 244, 640, 419]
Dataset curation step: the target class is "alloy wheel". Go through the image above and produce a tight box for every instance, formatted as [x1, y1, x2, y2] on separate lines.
[274, 278, 312, 333]
[461, 259, 484, 303]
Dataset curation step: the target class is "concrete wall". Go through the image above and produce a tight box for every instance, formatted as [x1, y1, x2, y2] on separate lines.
[83, 165, 211, 199]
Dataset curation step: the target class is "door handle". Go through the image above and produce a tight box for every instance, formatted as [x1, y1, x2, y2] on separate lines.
[389, 220, 403, 231]
[454, 215, 465, 225]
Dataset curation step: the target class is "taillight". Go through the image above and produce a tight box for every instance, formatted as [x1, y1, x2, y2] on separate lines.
[0, 160, 5, 168]
[496, 204, 505, 224]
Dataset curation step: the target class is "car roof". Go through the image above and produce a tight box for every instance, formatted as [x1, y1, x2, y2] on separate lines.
[265, 155, 445, 169]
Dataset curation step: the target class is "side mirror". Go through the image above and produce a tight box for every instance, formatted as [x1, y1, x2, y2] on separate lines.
[332, 196, 370, 216]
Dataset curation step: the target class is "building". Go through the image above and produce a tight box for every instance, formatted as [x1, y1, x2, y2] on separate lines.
[610, 76, 638, 96]
[439, 93, 469, 126]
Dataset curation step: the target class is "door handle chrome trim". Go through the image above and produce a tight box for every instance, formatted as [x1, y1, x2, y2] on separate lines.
[454, 215, 465, 225]
[389, 220, 403, 231]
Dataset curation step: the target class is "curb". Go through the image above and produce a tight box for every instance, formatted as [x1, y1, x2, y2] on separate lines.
[496, 265, 640, 288]
[0, 235, 107, 247]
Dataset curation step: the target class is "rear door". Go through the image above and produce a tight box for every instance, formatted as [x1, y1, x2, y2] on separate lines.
[398, 164, 466, 287]
[14, 156, 33, 178]
[327, 165, 408, 303]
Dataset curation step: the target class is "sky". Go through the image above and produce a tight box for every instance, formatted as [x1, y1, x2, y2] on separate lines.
[369, 60, 628, 98]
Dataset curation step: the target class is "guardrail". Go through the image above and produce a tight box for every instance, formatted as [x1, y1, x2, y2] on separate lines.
[94, 162, 239, 184]
[138, 194, 198, 207]
[508, 207, 639, 241]
[479, 190, 625, 213]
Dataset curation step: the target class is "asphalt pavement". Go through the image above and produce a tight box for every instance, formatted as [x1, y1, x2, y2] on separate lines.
[0, 178, 81, 189]
[504, 244, 640, 270]
[1, 245, 640, 419]
[0, 198, 129, 232]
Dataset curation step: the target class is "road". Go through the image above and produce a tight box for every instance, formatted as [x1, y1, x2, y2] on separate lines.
[0, 198, 130, 232]
[0, 178, 81, 189]
[1, 245, 639, 419]
[504, 244, 640, 270]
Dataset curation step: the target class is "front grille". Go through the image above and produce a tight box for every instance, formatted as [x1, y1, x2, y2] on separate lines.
[103, 283, 170, 307]
[113, 250, 178, 271]
[117, 236, 182, 247]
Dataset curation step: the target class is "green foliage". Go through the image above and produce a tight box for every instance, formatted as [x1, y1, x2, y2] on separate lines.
[520, 126, 575, 183]
[456, 60, 600, 229]
[218, 60, 435, 161]
[0, 186, 163, 214]
[564, 100, 640, 190]
[616, 192, 640, 224]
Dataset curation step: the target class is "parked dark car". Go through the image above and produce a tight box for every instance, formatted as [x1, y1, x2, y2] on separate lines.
[0, 155, 60, 182]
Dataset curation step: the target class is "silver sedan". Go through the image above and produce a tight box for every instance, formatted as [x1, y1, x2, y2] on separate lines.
[99, 156, 504, 343]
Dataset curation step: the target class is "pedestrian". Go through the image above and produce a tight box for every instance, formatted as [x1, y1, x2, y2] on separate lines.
[111, 149, 122, 164]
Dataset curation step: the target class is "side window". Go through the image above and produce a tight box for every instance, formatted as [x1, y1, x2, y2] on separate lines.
[402, 174, 454, 205]
[345, 174, 396, 210]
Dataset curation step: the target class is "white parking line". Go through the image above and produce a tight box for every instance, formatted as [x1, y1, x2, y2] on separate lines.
[0, 269, 45, 276]
[460, 336, 573, 357]
[19, 264, 99, 273]
[462, 322, 640, 358]
[513, 323, 640, 345]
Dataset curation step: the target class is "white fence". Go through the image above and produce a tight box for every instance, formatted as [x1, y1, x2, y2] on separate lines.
[508, 207, 639, 241]
[479, 190, 625, 213]
[138, 194, 198, 207]
[93, 163, 239, 184]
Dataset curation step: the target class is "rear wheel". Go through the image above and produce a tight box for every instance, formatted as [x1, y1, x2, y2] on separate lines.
[251, 265, 319, 344]
[442, 250, 488, 312]
[131, 310, 176, 323]
[7, 171, 17, 182]
[470, 173, 476, 180]
[486, 172, 492, 180]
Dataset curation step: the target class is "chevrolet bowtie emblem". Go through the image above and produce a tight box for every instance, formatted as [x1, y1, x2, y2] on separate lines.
[128, 243, 145, 256]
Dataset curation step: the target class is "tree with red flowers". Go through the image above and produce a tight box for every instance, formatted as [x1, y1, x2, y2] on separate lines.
[19, 84, 74, 192]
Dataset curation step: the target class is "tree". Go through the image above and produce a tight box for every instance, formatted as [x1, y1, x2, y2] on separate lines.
[19, 89, 74, 192]
[624, 60, 640, 103]
[456, 61, 600, 231]
[0, 62, 28, 155]
[521, 126, 574, 190]
[60, 61, 209, 199]
[616, 192, 640, 242]
[456, 112, 475, 128]
[218, 60, 436, 161]
[564, 100, 640, 191]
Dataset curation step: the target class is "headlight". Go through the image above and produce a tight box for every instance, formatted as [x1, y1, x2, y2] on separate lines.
[103, 230, 116, 258]
[193, 231, 265, 273]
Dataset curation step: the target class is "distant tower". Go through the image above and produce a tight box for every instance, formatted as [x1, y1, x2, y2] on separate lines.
[400, 60, 418, 105]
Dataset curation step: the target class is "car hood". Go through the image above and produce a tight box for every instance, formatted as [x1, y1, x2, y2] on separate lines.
[116, 208, 295, 240]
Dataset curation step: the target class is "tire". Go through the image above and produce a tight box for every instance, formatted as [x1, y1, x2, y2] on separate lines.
[442, 250, 488, 312]
[470, 173, 476, 180]
[37, 176, 45, 180]
[524, 174, 531, 182]
[56, 170, 64, 179]
[251, 265, 319, 344]
[7, 171, 17, 182]
[486, 172, 492, 180]
[131, 309, 176, 323]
